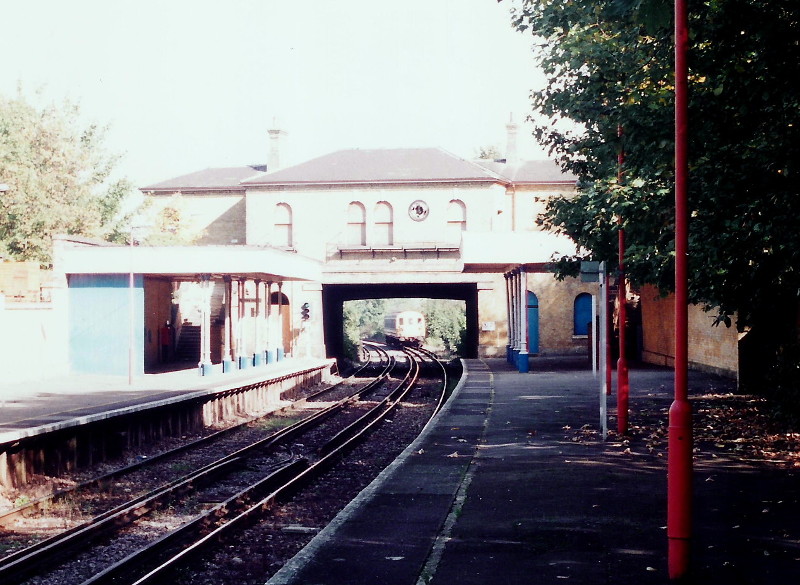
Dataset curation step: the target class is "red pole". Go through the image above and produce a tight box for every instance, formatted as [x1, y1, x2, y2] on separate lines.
[617, 224, 629, 434]
[617, 128, 629, 434]
[606, 279, 613, 395]
[668, 0, 693, 578]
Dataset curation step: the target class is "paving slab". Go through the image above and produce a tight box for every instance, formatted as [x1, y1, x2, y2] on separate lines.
[268, 358, 800, 585]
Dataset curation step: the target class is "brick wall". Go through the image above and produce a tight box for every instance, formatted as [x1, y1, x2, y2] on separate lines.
[529, 273, 599, 355]
[640, 284, 738, 379]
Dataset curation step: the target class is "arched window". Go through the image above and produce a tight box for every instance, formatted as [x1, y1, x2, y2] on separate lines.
[447, 199, 467, 240]
[274, 203, 293, 247]
[373, 201, 394, 246]
[573, 293, 592, 336]
[346, 202, 367, 245]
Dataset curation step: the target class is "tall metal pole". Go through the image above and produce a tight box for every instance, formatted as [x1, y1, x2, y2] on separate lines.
[128, 232, 135, 385]
[669, 0, 693, 577]
[617, 222, 629, 434]
[617, 127, 630, 435]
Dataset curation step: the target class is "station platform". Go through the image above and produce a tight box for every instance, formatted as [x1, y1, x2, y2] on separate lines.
[268, 357, 800, 585]
[0, 357, 335, 445]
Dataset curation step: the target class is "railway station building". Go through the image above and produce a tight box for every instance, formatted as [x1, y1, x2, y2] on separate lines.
[2, 125, 741, 381]
[137, 123, 601, 371]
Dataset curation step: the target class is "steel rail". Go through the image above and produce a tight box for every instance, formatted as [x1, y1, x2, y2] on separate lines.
[120, 348, 431, 585]
[0, 366, 342, 529]
[407, 346, 448, 416]
[0, 356, 391, 585]
[318, 348, 419, 458]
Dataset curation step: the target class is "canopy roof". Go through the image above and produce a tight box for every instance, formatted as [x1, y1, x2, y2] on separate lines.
[54, 237, 321, 282]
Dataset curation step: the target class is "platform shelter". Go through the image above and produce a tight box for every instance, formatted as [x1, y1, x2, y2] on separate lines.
[53, 236, 322, 378]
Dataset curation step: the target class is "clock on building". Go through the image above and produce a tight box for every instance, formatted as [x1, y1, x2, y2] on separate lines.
[408, 200, 429, 221]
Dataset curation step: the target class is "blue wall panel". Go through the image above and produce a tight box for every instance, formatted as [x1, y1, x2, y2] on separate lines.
[69, 274, 144, 376]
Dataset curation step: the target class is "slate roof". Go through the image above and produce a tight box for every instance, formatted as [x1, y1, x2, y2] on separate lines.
[139, 149, 577, 193]
[241, 148, 506, 186]
[141, 165, 266, 192]
[474, 159, 577, 184]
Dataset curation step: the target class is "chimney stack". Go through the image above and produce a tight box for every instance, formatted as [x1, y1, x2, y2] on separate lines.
[505, 113, 518, 164]
[268, 121, 287, 170]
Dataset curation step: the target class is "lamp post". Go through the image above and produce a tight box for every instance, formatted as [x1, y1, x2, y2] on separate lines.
[668, 0, 693, 578]
[617, 127, 630, 436]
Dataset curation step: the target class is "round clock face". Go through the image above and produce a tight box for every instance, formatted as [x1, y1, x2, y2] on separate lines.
[408, 200, 429, 221]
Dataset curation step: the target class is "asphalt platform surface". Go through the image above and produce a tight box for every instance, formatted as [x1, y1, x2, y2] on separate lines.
[0, 358, 331, 443]
[268, 357, 799, 585]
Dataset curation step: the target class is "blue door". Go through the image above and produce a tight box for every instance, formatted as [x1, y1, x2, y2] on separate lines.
[574, 293, 592, 336]
[527, 291, 539, 354]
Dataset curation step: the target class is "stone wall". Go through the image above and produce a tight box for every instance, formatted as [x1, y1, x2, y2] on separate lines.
[529, 273, 599, 356]
[640, 284, 738, 379]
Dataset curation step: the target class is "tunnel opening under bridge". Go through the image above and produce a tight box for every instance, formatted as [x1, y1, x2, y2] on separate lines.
[322, 282, 479, 361]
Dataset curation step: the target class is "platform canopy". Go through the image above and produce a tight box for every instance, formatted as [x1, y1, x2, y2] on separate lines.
[459, 230, 579, 274]
[55, 237, 322, 282]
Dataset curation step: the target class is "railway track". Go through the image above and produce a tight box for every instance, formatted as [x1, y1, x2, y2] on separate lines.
[0, 345, 448, 585]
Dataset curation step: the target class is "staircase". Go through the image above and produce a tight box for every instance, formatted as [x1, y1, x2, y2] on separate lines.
[175, 325, 201, 362]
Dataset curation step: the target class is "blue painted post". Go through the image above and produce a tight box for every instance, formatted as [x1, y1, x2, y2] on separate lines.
[517, 268, 530, 373]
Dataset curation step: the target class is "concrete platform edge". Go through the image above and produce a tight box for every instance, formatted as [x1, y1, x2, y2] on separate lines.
[266, 359, 479, 585]
[0, 358, 335, 445]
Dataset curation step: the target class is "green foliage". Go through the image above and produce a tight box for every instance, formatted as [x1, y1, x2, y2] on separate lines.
[513, 0, 800, 333]
[342, 299, 387, 360]
[134, 194, 207, 246]
[341, 298, 467, 359]
[422, 299, 466, 355]
[0, 89, 134, 265]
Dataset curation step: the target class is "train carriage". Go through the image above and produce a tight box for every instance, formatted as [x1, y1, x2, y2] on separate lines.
[383, 310, 426, 346]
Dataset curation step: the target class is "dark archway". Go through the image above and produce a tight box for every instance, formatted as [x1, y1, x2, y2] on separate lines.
[322, 282, 479, 359]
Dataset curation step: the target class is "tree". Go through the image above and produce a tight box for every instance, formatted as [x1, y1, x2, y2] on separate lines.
[134, 194, 206, 246]
[422, 299, 466, 355]
[342, 299, 387, 360]
[511, 0, 800, 391]
[0, 89, 133, 265]
[476, 145, 502, 160]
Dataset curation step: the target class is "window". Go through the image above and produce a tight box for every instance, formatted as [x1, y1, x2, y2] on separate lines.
[573, 293, 592, 336]
[447, 199, 467, 240]
[274, 203, 293, 247]
[346, 202, 367, 245]
[374, 201, 394, 246]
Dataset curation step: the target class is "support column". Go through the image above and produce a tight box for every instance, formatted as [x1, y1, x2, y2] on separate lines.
[222, 276, 235, 372]
[253, 279, 264, 366]
[517, 268, 529, 373]
[276, 281, 285, 361]
[505, 273, 513, 363]
[266, 281, 275, 363]
[237, 279, 250, 369]
[198, 274, 213, 376]
[510, 270, 520, 364]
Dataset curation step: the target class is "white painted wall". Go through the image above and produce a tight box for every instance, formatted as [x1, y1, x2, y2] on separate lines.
[0, 300, 68, 383]
[245, 182, 509, 259]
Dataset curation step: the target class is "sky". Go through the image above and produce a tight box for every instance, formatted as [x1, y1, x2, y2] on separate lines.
[0, 0, 547, 187]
